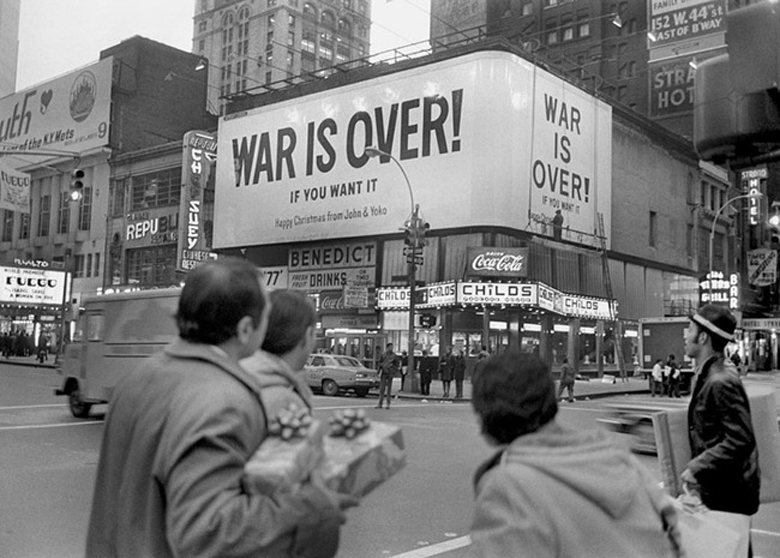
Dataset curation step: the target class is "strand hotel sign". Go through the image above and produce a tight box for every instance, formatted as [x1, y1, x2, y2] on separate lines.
[215, 50, 612, 251]
[377, 281, 615, 320]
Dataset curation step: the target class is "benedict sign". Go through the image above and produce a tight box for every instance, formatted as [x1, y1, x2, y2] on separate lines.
[466, 247, 527, 278]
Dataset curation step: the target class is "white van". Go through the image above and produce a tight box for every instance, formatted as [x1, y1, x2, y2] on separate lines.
[56, 288, 181, 417]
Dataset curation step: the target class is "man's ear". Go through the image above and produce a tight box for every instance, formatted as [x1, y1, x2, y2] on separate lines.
[236, 315, 256, 345]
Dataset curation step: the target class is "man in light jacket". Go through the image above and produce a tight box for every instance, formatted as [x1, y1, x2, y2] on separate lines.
[86, 260, 346, 557]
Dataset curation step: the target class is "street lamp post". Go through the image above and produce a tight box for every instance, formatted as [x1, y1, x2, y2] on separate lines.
[708, 191, 763, 298]
[366, 147, 421, 394]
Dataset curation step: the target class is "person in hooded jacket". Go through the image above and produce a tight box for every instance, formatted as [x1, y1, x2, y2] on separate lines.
[86, 261, 347, 558]
[469, 351, 682, 558]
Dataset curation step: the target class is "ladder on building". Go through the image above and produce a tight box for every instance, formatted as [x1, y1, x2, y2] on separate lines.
[597, 213, 627, 380]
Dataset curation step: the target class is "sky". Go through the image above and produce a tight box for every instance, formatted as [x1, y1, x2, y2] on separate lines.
[16, 0, 431, 91]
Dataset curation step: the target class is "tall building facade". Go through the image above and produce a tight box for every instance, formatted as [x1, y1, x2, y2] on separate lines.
[192, 0, 372, 113]
[431, 0, 761, 140]
[0, 0, 20, 96]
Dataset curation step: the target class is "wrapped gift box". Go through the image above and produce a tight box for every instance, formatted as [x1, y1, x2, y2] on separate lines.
[319, 421, 406, 498]
[244, 419, 406, 500]
[243, 419, 326, 495]
[653, 384, 780, 503]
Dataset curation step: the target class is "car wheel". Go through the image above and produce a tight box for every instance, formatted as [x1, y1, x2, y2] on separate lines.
[354, 387, 369, 398]
[68, 385, 93, 418]
[322, 379, 339, 397]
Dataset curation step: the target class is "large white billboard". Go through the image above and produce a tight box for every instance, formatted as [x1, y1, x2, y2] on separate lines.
[0, 58, 113, 157]
[215, 51, 612, 249]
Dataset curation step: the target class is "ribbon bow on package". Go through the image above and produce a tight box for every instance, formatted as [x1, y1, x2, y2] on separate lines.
[329, 409, 370, 439]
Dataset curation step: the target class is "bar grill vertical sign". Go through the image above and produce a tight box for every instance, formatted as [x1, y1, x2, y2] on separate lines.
[178, 131, 218, 271]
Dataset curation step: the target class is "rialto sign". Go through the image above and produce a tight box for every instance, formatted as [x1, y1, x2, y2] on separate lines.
[0, 266, 66, 304]
[377, 280, 614, 319]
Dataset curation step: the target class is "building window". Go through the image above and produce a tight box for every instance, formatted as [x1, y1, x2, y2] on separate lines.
[562, 26, 574, 41]
[19, 213, 29, 239]
[303, 2, 316, 16]
[289, 14, 296, 26]
[686, 224, 694, 258]
[57, 192, 70, 234]
[199, 20, 207, 32]
[37, 194, 51, 237]
[545, 0, 559, 6]
[94, 252, 101, 278]
[649, 211, 657, 247]
[266, 71, 273, 83]
[287, 51, 295, 67]
[302, 38, 315, 53]
[130, 169, 182, 211]
[319, 45, 332, 60]
[288, 30, 295, 45]
[78, 187, 92, 231]
[546, 29, 558, 44]
[74, 254, 85, 278]
[522, 2, 533, 16]
[357, 25, 367, 38]
[579, 21, 590, 37]
[198, 39, 205, 51]
[338, 18, 351, 35]
[126, 245, 178, 286]
[86, 253, 93, 278]
[2, 210, 13, 242]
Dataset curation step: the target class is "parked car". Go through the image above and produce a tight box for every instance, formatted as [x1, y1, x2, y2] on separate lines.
[305, 354, 379, 397]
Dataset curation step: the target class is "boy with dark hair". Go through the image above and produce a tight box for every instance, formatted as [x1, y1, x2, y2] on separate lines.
[469, 351, 681, 557]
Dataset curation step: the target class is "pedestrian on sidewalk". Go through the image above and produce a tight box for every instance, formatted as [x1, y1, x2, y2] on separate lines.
[399, 350, 408, 391]
[439, 347, 454, 398]
[666, 354, 681, 398]
[469, 352, 682, 557]
[453, 350, 466, 399]
[376, 343, 399, 409]
[556, 357, 575, 402]
[651, 359, 664, 397]
[418, 350, 436, 396]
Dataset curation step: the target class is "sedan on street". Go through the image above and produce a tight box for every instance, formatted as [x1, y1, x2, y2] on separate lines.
[305, 354, 380, 397]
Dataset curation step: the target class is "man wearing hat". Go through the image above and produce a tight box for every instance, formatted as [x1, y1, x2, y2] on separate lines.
[682, 304, 760, 551]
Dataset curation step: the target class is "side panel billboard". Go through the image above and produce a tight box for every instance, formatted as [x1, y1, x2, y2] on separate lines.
[215, 51, 612, 249]
[0, 58, 113, 157]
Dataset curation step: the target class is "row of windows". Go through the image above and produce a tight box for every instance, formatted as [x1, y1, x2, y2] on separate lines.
[126, 245, 178, 286]
[73, 252, 101, 279]
[1, 191, 90, 242]
[111, 168, 182, 216]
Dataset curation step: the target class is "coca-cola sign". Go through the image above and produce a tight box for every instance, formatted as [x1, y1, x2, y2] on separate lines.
[467, 247, 528, 278]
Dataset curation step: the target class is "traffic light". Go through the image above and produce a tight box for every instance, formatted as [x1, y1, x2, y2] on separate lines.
[69, 169, 85, 201]
[403, 218, 415, 246]
[415, 218, 430, 247]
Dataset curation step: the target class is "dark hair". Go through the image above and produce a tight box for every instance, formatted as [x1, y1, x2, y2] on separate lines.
[176, 258, 266, 345]
[261, 289, 316, 356]
[471, 351, 558, 444]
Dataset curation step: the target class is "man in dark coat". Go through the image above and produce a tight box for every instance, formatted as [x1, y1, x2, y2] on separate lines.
[682, 304, 760, 552]
[418, 349, 437, 396]
[453, 350, 466, 399]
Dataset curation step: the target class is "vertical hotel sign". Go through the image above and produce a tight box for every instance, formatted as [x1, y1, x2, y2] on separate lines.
[178, 131, 218, 271]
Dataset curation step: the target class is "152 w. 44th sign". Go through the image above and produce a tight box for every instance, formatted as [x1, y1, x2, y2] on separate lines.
[747, 248, 777, 287]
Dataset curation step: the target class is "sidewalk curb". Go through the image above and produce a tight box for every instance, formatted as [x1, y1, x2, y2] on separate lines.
[0, 358, 57, 370]
[391, 388, 649, 403]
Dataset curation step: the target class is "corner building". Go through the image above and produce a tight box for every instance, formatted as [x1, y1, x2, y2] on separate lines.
[215, 38, 720, 376]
